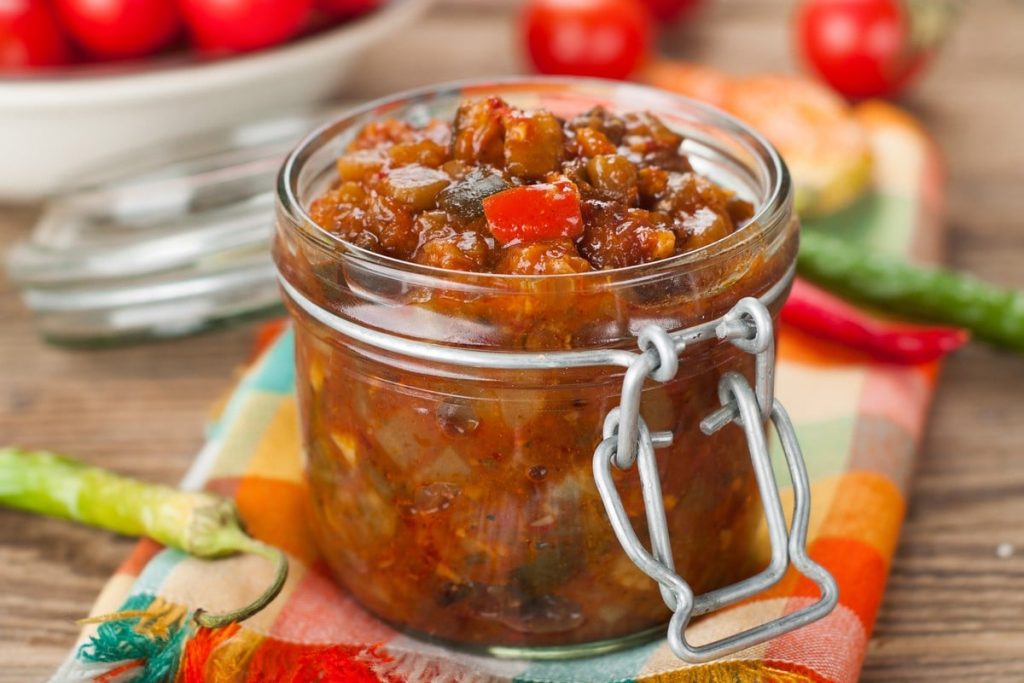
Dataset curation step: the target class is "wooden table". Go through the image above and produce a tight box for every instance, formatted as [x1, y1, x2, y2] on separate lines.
[2, 2, 1023, 680]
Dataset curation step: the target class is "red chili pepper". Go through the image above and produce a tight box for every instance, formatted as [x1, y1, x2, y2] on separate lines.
[482, 179, 583, 245]
[781, 277, 968, 364]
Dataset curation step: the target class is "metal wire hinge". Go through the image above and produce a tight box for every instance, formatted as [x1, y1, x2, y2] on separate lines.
[593, 297, 839, 663]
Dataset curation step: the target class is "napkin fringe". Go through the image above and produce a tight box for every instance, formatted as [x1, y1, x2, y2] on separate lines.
[639, 660, 828, 683]
[73, 592, 403, 682]
[75, 594, 825, 683]
[77, 594, 191, 683]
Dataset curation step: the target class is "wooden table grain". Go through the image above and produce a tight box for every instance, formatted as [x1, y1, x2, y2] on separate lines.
[2, 2, 1023, 680]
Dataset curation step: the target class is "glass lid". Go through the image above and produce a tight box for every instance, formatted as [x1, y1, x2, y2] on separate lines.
[6, 106, 348, 346]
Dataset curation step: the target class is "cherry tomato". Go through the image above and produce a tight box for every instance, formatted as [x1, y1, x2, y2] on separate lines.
[55, 0, 180, 59]
[315, 0, 378, 20]
[180, 0, 312, 53]
[0, 0, 73, 69]
[522, 0, 653, 80]
[795, 0, 954, 99]
[639, 0, 700, 24]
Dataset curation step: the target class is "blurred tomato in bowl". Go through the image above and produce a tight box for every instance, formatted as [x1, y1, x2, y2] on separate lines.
[0, 0, 428, 200]
[1, 0, 73, 68]
[53, 0, 183, 60]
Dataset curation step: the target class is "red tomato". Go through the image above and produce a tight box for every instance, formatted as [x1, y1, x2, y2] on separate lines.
[316, 0, 378, 20]
[795, 0, 953, 99]
[56, 0, 180, 59]
[180, 0, 312, 53]
[483, 180, 584, 245]
[522, 0, 653, 80]
[639, 0, 700, 24]
[0, 0, 73, 68]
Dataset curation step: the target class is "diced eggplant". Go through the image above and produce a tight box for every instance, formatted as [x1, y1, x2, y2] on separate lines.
[494, 239, 592, 275]
[451, 97, 508, 166]
[437, 168, 509, 221]
[414, 231, 489, 271]
[336, 149, 386, 182]
[573, 127, 617, 157]
[678, 206, 732, 251]
[567, 106, 626, 144]
[727, 196, 755, 226]
[504, 110, 565, 180]
[622, 111, 684, 153]
[383, 164, 451, 211]
[586, 154, 638, 202]
[389, 139, 447, 168]
[578, 202, 675, 269]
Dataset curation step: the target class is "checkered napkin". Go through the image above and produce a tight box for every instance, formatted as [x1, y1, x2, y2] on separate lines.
[53, 101, 944, 683]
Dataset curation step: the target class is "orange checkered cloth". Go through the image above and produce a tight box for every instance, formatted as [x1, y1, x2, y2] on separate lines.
[54, 101, 943, 683]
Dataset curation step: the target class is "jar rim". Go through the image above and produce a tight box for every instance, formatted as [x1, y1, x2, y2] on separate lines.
[276, 76, 793, 286]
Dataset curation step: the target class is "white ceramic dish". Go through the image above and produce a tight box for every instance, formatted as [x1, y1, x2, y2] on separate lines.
[0, 0, 430, 201]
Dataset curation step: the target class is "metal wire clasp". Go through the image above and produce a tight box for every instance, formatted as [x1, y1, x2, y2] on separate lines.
[593, 297, 838, 663]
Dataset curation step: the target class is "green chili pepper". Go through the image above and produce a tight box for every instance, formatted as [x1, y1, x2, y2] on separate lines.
[0, 447, 287, 628]
[798, 231, 1024, 352]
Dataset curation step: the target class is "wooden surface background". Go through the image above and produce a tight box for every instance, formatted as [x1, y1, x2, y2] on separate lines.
[2, 1, 1023, 680]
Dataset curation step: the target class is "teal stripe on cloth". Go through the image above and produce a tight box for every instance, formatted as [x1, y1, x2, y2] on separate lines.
[248, 327, 296, 394]
[514, 640, 662, 683]
[208, 328, 295, 439]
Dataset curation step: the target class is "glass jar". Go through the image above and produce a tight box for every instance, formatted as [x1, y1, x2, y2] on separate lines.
[274, 79, 832, 660]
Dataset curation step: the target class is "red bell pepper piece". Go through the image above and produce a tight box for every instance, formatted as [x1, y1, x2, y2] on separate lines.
[482, 179, 583, 245]
[782, 277, 968, 364]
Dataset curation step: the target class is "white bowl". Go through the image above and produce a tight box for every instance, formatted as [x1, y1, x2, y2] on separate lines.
[0, 0, 430, 202]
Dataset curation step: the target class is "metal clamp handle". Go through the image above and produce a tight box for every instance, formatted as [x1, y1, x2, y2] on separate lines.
[593, 297, 838, 663]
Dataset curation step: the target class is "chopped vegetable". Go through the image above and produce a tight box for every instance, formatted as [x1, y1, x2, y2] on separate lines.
[311, 96, 753, 272]
[382, 164, 450, 211]
[495, 239, 592, 275]
[451, 96, 508, 166]
[389, 138, 447, 168]
[798, 231, 1024, 352]
[578, 204, 675, 269]
[0, 447, 287, 628]
[437, 168, 509, 222]
[568, 106, 626, 145]
[586, 154, 638, 202]
[483, 180, 584, 245]
[504, 110, 565, 180]
[782, 277, 968, 363]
